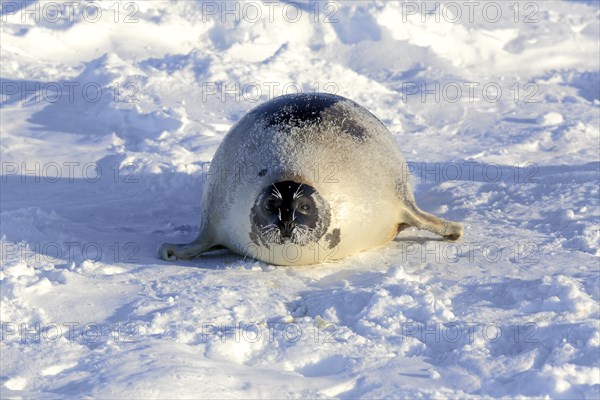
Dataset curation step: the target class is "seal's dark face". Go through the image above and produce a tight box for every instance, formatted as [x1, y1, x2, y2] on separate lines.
[252, 181, 325, 246]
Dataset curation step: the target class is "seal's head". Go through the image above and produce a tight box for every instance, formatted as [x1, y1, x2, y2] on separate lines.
[251, 180, 330, 246]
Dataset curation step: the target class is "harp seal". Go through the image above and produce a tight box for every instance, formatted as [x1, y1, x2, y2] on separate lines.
[158, 93, 463, 265]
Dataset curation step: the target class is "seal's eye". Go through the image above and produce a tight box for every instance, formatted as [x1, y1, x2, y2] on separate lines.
[265, 200, 278, 212]
[298, 204, 310, 212]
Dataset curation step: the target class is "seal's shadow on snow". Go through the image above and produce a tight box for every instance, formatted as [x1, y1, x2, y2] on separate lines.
[0, 154, 204, 266]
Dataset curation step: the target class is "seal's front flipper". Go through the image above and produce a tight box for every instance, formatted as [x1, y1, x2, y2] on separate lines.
[402, 203, 463, 241]
[158, 240, 217, 261]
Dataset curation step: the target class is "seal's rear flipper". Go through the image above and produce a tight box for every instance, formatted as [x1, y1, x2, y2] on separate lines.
[158, 240, 218, 261]
[401, 203, 463, 242]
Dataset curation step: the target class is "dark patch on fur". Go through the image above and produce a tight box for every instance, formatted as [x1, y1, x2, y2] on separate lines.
[394, 177, 415, 204]
[254, 93, 340, 129]
[258, 169, 268, 177]
[394, 178, 407, 197]
[325, 228, 341, 249]
[320, 105, 367, 140]
[246, 93, 374, 139]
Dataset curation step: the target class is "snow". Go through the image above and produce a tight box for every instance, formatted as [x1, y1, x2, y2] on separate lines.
[1, 0, 599, 398]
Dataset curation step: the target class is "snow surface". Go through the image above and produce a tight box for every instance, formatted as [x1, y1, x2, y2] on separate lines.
[1, 0, 599, 398]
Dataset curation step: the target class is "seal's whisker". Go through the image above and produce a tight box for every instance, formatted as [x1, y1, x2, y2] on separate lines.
[261, 224, 283, 245]
[292, 184, 303, 199]
[272, 184, 283, 200]
[291, 224, 316, 246]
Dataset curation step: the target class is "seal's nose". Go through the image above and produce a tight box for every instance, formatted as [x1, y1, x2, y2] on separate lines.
[280, 221, 295, 237]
